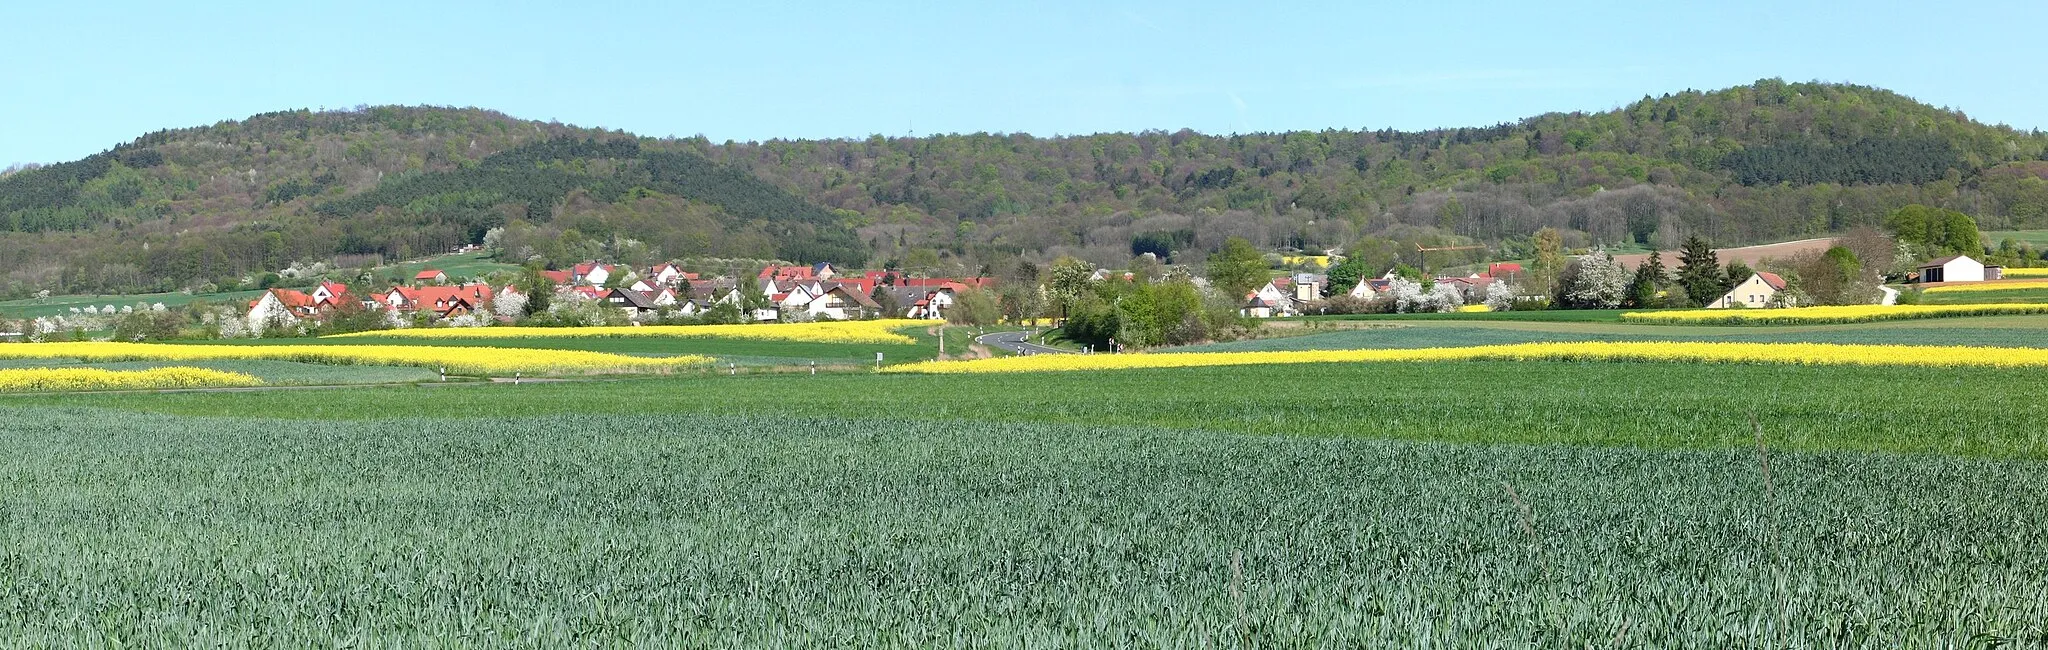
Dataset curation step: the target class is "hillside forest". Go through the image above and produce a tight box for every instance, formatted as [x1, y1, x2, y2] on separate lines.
[2, 79, 2047, 297]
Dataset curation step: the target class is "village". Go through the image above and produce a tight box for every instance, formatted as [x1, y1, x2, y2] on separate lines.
[242, 261, 996, 333]
[236, 246, 2020, 335]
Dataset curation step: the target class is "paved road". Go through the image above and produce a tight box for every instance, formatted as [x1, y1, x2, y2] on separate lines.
[975, 330, 1072, 355]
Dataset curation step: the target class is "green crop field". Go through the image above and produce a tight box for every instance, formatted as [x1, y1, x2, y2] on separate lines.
[1985, 230, 2048, 247]
[1186, 314, 2048, 351]
[0, 289, 264, 320]
[388, 252, 523, 281]
[1918, 287, 2048, 304]
[5, 351, 2048, 644]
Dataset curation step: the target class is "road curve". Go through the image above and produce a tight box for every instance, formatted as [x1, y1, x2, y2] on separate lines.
[974, 330, 1072, 355]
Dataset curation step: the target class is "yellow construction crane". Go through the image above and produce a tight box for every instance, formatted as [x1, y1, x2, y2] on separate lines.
[1414, 243, 1486, 273]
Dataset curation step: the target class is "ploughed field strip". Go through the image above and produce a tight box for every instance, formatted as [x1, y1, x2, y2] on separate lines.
[1, 408, 2044, 646]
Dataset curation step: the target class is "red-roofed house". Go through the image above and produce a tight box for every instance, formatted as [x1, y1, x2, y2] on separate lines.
[758, 264, 815, 284]
[246, 288, 320, 334]
[570, 262, 616, 286]
[647, 263, 688, 287]
[382, 283, 495, 317]
[1709, 272, 1791, 309]
[1488, 262, 1524, 278]
[413, 269, 447, 284]
[309, 281, 353, 308]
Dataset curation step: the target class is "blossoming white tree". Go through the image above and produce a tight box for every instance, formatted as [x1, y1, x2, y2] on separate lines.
[1566, 252, 1629, 309]
[1388, 277, 1427, 313]
[491, 291, 528, 320]
[1427, 283, 1465, 311]
[1484, 280, 1516, 311]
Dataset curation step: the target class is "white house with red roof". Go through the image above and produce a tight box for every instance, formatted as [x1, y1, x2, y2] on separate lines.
[246, 288, 319, 334]
[1709, 272, 1792, 308]
[413, 269, 447, 285]
[1242, 279, 1300, 317]
[646, 262, 693, 287]
[570, 262, 616, 286]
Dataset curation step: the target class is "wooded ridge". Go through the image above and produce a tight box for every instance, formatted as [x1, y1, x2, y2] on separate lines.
[2, 79, 2044, 297]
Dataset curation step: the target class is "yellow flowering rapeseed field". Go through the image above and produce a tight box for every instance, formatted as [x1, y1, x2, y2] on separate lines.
[327, 319, 922, 345]
[1921, 279, 2048, 293]
[1619, 303, 2048, 325]
[0, 342, 708, 376]
[0, 367, 262, 392]
[884, 341, 2048, 374]
[1998, 268, 2048, 278]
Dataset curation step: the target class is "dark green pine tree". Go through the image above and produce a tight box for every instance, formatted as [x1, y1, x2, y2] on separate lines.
[1624, 261, 1659, 308]
[1676, 236, 1725, 307]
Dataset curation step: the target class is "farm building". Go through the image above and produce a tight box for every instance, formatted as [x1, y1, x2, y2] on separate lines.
[1917, 255, 1986, 283]
[1708, 272, 1790, 309]
[413, 269, 447, 284]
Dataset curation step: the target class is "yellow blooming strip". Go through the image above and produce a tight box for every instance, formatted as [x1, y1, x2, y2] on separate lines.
[0, 367, 262, 392]
[1921, 280, 2048, 293]
[884, 341, 2048, 374]
[326, 319, 922, 345]
[0, 342, 708, 376]
[1619, 303, 2048, 325]
[1998, 268, 2048, 278]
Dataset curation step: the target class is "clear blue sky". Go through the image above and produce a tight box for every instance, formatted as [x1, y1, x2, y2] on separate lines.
[4, 0, 2045, 165]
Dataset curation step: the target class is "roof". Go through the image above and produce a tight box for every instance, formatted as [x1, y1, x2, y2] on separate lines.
[413, 269, 444, 280]
[758, 264, 815, 281]
[312, 281, 353, 306]
[386, 283, 494, 314]
[1489, 262, 1524, 274]
[252, 288, 318, 310]
[824, 285, 881, 309]
[606, 288, 657, 310]
[1756, 271, 1787, 290]
[823, 278, 877, 295]
[540, 270, 572, 285]
[1919, 255, 1974, 268]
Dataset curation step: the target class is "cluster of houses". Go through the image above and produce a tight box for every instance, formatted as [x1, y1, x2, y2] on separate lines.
[1697, 254, 2003, 309]
[1241, 262, 1530, 317]
[245, 261, 995, 330]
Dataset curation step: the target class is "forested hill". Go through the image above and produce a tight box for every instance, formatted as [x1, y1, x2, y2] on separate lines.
[0, 107, 866, 296]
[4, 79, 2048, 297]
[702, 79, 2048, 268]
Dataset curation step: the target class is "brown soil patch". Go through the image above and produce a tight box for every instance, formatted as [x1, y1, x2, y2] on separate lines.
[1612, 237, 1838, 270]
